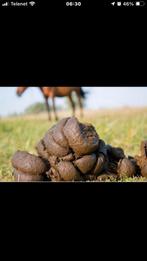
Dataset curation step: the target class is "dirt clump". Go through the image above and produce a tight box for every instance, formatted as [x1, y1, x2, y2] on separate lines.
[117, 158, 136, 178]
[11, 117, 146, 182]
[135, 141, 147, 178]
[12, 151, 49, 181]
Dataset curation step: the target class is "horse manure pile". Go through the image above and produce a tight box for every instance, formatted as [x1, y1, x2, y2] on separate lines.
[11, 117, 147, 182]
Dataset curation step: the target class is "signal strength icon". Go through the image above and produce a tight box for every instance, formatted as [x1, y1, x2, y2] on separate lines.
[2, 2, 9, 6]
[29, 1, 36, 6]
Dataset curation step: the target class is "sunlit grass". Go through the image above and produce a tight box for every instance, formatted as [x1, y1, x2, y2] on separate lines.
[1, 107, 147, 181]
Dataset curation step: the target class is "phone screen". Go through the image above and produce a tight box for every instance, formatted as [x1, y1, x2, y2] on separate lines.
[0, 0, 147, 184]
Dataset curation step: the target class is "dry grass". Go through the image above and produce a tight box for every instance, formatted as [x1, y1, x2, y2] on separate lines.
[1, 107, 147, 182]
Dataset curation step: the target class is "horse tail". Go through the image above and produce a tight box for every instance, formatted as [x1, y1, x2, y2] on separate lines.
[79, 87, 86, 99]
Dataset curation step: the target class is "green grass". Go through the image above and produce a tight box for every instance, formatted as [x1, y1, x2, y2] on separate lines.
[1, 108, 147, 182]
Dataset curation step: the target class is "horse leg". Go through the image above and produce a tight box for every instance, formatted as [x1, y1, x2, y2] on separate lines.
[77, 94, 83, 118]
[45, 97, 51, 121]
[68, 94, 75, 116]
[52, 97, 58, 121]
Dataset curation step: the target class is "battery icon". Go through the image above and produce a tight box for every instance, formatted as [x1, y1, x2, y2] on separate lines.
[136, 1, 145, 6]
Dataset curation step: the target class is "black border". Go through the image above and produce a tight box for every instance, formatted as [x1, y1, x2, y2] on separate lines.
[0, 0, 147, 86]
[1, 182, 147, 213]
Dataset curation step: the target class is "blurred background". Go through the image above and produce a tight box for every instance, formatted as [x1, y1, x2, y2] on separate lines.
[0, 86, 147, 117]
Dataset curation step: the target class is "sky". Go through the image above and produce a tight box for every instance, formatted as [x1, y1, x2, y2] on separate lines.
[0, 87, 147, 117]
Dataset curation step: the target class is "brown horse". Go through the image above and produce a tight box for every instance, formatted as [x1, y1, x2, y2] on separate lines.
[16, 86, 86, 121]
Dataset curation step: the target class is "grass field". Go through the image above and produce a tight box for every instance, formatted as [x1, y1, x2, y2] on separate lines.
[1, 108, 147, 182]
